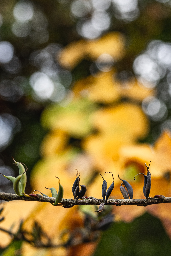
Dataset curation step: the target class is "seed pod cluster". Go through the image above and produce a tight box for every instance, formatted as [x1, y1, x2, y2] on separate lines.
[118, 175, 133, 199]
[134, 161, 151, 199]
[100, 172, 114, 203]
[72, 172, 86, 199]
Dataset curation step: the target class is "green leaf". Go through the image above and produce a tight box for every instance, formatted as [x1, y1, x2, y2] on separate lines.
[94, 213, 171, 256]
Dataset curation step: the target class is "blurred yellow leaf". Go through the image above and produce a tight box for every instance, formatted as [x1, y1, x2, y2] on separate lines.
[73, 72, 155, 103]
[73, 70, 121, 103]
[58, 32, 125, 69]
[119, 144, 161, 177]
[119, 131, 171, 178]
[41, 130, 68, 157]
[84, 133, 134, 167]
[58, 40, 87, 69]
[119, 78, 155, 101]
[22, 243, 66, 256]
[86, 32, 125, 60]
[22, 201, 72, 255]
[91, 103, 149, 139]
[0, 201, 36, 247]
[31, 150, 78, 198]
[153, 130, 171, 172]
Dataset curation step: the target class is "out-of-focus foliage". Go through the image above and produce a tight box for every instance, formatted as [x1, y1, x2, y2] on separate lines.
[1, 0, 171, 255]
[94, 212, 171, 256]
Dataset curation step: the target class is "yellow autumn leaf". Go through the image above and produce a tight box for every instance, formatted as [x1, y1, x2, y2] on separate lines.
[58, 32, 125, 69]
[22, 200, 71, 255]
[58, 40, 87, 69]
[31, 150, 78, 198]
[86, 32, 125, 60]
[119, 131, 171, 178]
[40, 130, 68, 157]
[119, 144, 161, 177]
[84, 133, 134, 167]
[153, 130, 171, 172]
[72, 71, 155, 103]
[0, 201, 37, 247]
[22, 243, 66, 256]
[73, 70, 121, 103]
[91, 103, 149, 139]
[119, 78, 155, 101]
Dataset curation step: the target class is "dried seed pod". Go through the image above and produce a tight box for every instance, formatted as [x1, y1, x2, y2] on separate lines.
[72, 171, 80, 199]
[100, 173, 107, 202]
[72, 172, 86, 199]
[144, 162, 151, 198]
[105, 172, 114, 203]
[0, 159, 27, 196]
[0, 171, 26, 196]
[54, 176, 63, 205]
[120, 186, 129, 199]
[45, 177, 63, 205]
[13, 159, 27, 195]
[45, 186, 57, 197]
[73, 185, 79, 199]
[134, 161, 151, 199]
[77, 185, 86, 199]
[118, 175, 133, 199]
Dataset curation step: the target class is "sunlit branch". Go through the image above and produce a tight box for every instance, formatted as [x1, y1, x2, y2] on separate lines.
[0, 192, 169, 207]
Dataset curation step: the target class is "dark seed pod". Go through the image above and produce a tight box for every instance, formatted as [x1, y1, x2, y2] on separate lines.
[72, 171, 80, 198]
[77, 185, 87, 199]
[144, 162, 151, 199]
[72, 172, 86, 199]
[73, 185, 79, 199]
[118, 175, 133, 199]
[120, 186, 129, 199]
[134, 161, 151, 199]
[105, 172, 114, 203]
[100, 173, 107, 202]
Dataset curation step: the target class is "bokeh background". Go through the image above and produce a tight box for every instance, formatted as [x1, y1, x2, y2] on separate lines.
[1, 0, 171, 255]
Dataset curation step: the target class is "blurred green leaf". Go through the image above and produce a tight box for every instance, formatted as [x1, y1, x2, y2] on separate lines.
[94, 212, 171, 256]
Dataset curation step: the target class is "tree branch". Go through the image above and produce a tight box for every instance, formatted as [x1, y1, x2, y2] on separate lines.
[0, 192, 169, 207]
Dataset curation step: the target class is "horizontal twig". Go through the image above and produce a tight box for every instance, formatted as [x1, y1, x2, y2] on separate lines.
[0, 192, 169, 207]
